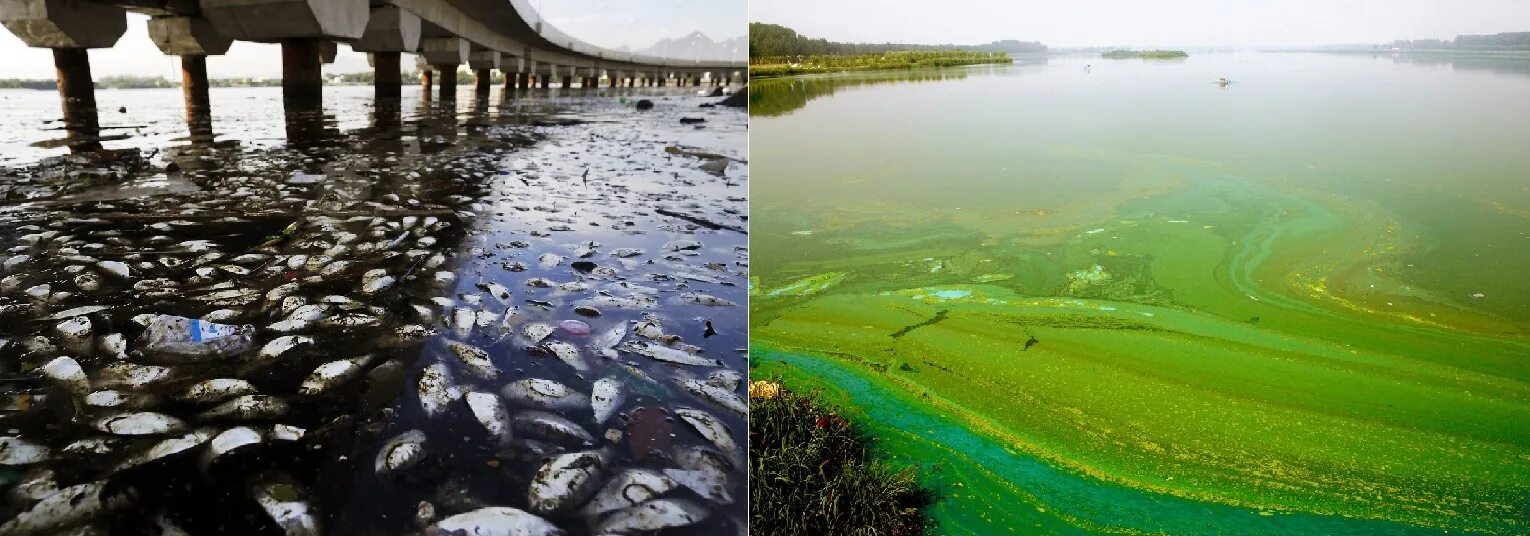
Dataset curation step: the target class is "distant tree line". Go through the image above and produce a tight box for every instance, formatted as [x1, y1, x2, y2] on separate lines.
[748, 22, 1045, 59]
[1392, 32, 1530, 51]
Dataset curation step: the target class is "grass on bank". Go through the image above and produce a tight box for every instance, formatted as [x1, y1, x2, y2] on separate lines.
[749, 379, 936, 536]
[750, 50, 1012, 78]
[1101, 50, 1190, 59]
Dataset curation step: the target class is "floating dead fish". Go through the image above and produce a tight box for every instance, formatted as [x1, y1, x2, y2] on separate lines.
[707, 370, 743, 391]
[258, 335, 313, 362]
[590, 324, 625, 359]
[0, 436, 50, 465]
[84, 390, 128, 408]
[428, 507, 564, 536]
[319, 312, 381, 329]
[618, 342, 721, 367]
[376, 429, 427, 475]
[94, 412, 187, 435]
[42, 305, 111, 320]
[202, 426, 263, 470]
[298, 355, 374, 395]
[445, 341, 500, 379]
[99, 333, 127, 359]
[579, 469, 677, 518]
[418, 362, 461, 417]
[522, 322, 554, 344]
[595, 499, 710, 534]
[0, 481, 127, 536]
[681, 378, 747, 416]
[41, 356, 90, 397]
[540, 341, 588, 371]
[527, 449, 609, 514]
[501, 379, 590, 410]
[667, 446, 735, 504]
[95, 260, 130, 279]
[465, 392, 513, 444]
[251, 479, 321, 536]
[633, 319, 664, 340]
[178, 378, 258, 404]
[96, 362, 172, 389]
[591, 378, 625, 425]
[362, 269, 395, 294]
[610, 248, 644, 258]
[199, 395, 288, 421]
[482, 282, 513, 303]
[513, 411, 594, 444]
[679, 293, 737, 307]
[663, 240, 703, 252]
[538, 254, 565, 269]
[115, 428, 215, 471]
[675, 408, 741, 466]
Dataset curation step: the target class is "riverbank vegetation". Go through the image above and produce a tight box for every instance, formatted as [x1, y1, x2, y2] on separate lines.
[1101, 49, 1189, 59]
[751, 50, 1012, 78]
[750, 379, 935, 535]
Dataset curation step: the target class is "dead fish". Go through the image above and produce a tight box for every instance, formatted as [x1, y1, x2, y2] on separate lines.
[251, 479, 320, 536]
[418, 362, 461, 417]
[257, 336, 313, 362]
[428, 507, 564, 536]
[198, 395, 288, 421]
[666, 445, 735, 504]
[0, 481, 127, 536]
[94, 412, 187, 435]
[115, 429, 215, 471]
[201, 426, 263, 470]
[589, 323, 626, 359]
[707, 370, 743, 391]
[464, 392, 513, 444]
[595, 499, 710, 534]
[513, 411, 594, 444]
[445, 341, 500, 379]
[298, 355, 374, 395]
[675, 408, 741, 466]
[501, 379, 590, 410]
[376, 429, 427, 475]
[41, 356, 90, 397]
[591, 378, 625, 425]
[633, 319, 664, 340]
[679, 293, 736, 307]
[522, 322, 554, 344]
[579, 469, 676, 518]
[610, 248, 644, 258]
[618, 342, 721, 367]
[527, 448, 609, 514]
[362, 269, 396, 294]
[99, 333, 127, 360]
[540, 341, 588, 371]
[662, 240, 703, 252]
[680, 378, 747, 416]
[53, 317, 94, 354]
[84, 390, 129, 408]
[537, 253, 565, 269]
[178, 378, 257, 404]
[96, 362, 172, 389]
[482, 282, 513, 303]
[0, 436, 50, 465]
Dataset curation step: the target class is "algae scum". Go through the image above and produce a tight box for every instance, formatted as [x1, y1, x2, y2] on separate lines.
[751, 54, 1530, 534]
[0, 87, 747, 535]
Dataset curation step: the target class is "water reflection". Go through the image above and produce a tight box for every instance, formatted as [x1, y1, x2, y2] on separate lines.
[1383, 52, 1530, 77]
[750, 56, 1046, 117]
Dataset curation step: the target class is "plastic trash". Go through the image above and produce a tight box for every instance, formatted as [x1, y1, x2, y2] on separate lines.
[137, 315, 256, 361]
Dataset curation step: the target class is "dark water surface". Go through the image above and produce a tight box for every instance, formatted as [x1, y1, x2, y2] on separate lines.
[0, 84, 747, 535]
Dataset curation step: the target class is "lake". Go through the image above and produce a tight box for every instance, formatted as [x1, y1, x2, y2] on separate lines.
[750, 52, 1530, 535]
[0, 84, 749, 534]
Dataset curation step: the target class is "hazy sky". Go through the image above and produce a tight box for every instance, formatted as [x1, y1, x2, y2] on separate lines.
[752, 0, 1530, 48]
[0, 0, 744, 79]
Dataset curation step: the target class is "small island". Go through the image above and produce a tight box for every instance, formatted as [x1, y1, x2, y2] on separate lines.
[1102, 50, 1189, 59]
[749, 23, 1029, 78]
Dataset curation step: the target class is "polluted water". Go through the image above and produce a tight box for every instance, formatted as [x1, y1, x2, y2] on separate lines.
[0, 85, 748, 535]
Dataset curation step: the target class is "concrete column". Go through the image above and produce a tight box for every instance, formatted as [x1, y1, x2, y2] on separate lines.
[436, 66, 457, 101]
[281, 38, 324, 110]
[180, 55, 212, 139]
[373, 51, 402, 102]
[692, 74, 701, 87]
[52, 48, 99, 151]
[474, 68, 491, 98]
[421, 69, 433, 98]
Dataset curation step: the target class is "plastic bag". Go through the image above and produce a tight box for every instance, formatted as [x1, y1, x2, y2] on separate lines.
[137, 315, 256, 361]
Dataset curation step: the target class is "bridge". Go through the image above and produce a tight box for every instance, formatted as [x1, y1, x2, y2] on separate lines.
[0, 0, 746, 149]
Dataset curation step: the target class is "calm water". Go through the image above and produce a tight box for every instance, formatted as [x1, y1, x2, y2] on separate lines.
[1, 84, 748, 534]
[751, 53, 1530, 534]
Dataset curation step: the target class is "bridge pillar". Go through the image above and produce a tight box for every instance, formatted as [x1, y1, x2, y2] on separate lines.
[435, 66, 457, 101]
[1, 0, 128, 152]
[352, 6, 418, 106]
[468, 50, 498, 100]
[147, 15, 231, 141]
[420, 68, 434, 100]
[280, 38, 324, 111]
[420, 37, 466, 101]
